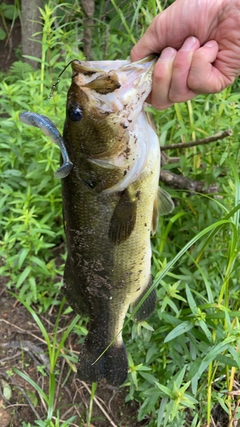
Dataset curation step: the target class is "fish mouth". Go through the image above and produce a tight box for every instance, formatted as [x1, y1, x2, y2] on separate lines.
[113, 55, 157, 111]
[115, 55, 157, 92]
[71, 55, 157, 115]
[71, 55, 157, 77]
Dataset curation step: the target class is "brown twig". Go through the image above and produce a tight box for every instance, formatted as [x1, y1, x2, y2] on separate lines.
[1, 340, 50, 370]
[77, 380, 118, 427]
[0, 319, 46, 345]
[161, 129, 232, 151]
[160, 170, 219, 194]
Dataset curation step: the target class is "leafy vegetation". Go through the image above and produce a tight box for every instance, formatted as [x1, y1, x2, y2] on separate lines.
[0, 1, 239, 426]
[0, 1, 20, 41]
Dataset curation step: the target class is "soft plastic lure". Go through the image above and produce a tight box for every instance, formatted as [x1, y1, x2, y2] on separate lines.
[19, 111, 73, 178]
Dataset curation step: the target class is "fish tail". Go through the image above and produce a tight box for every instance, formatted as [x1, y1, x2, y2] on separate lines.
[77, 340, 128, 386]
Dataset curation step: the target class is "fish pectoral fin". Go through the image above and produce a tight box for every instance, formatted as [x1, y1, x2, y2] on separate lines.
[152, 187, 174, 234]
[88, 158, 116, 169]
[109, 188, 138, 245]
[131, 276, 156, 322]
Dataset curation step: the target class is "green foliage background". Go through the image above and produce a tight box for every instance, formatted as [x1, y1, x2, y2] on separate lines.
[0, 1, 239, 426]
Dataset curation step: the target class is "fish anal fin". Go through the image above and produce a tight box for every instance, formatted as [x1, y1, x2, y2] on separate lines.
[131, 276, 156, 322]
[109, 188, 139, 245]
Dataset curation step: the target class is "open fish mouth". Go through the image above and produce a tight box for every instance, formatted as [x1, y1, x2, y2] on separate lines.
[70, 55, 157, 119]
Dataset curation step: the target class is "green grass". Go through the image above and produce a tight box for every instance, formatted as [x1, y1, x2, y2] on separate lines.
[0, 1, 239, 426]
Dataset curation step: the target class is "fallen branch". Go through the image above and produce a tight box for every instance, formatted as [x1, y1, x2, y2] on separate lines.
[161, 129, 232, 151]
[160, 170, 219, 194]
[161, 151, 179, 165]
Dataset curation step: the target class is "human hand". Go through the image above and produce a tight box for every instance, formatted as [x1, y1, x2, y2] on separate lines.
[131, 0, 240, 109]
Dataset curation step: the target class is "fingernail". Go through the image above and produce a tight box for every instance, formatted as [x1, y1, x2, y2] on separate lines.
[160, 47, 176, 60]
[181, 36, 197, 51]
[204, 41, 215, 48]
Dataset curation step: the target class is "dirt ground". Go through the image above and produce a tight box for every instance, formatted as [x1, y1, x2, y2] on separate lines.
[0, 283, 147, 427]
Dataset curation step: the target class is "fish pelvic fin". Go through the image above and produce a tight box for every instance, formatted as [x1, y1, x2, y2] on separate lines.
[108, 187, 139, 245]
[131, 276, 157, 322]
[77, 341, 128, 387]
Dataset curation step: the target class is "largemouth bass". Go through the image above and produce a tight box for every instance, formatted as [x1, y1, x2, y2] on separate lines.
[20, 56, 173, 387]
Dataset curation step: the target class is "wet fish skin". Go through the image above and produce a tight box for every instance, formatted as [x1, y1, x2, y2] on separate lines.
[62, 56, 173, 386]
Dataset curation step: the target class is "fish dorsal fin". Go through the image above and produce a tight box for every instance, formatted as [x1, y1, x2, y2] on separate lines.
[152, 187, 174, 235]
[109, 188, 139, 245]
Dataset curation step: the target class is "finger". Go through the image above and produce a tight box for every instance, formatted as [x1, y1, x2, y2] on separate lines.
[188, 40, 225, 93]
[149, 47, 177, 110]
[130, 15, 167, 61]
[130, 2, 201, 62]
[168, 36, 200, 103]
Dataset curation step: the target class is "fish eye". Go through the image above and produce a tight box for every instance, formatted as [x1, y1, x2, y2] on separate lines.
[68, 105, 83, 122]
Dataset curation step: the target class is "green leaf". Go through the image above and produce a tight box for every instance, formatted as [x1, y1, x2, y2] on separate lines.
[198, 336, 236, 375]
[18, 248, 29, 269]
[0, 28, 6, 40]
[26, 390, 38, 407]
[16, 265, 32, 288]
[185, 284, 197, 314]
[155, 382, 172, 398]
[157, 397, 168, 427]
[13, 368, 48, 404]
[215, 354, 239, 368]
[2, 4, 19, 20]
[1, 379, 12, 400]
[164, 321, 193, 343]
